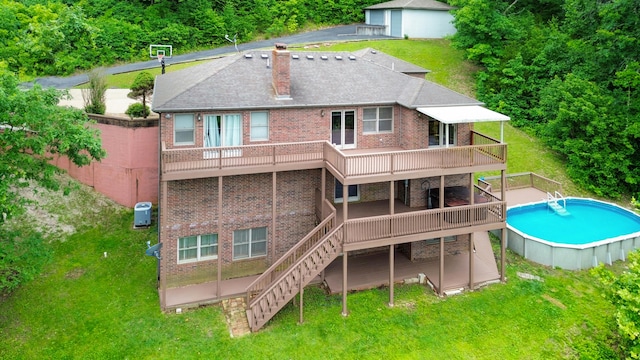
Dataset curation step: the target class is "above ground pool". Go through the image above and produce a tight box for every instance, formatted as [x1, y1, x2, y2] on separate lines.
[506, 198, 640, 270]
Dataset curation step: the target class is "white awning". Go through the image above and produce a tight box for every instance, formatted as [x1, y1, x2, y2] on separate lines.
[417, 105, 510, 124]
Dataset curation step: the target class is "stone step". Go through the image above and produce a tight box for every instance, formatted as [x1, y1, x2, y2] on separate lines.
[222, 297, 251, 337]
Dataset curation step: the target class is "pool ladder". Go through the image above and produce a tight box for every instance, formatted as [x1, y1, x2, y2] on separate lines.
[547, 191, 570, 216]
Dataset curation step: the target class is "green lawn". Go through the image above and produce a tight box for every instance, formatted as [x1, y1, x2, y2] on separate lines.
[0, 205, 619, 359]
[1, 39, 623, 359]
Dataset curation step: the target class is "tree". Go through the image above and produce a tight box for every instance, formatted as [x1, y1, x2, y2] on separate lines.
[592, 251, 640, 358]
[127, 71, 154, 119]
[0, 66, 105, 224]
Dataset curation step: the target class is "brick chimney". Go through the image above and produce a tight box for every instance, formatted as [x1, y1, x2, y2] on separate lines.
[272, 43, 291, 99]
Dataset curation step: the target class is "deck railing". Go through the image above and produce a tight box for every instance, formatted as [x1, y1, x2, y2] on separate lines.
[162, 137, 506, 179]
[325, 143, 506, 178]
[247, 224, 344, 331]
[245, 211, 336, 301]
[343, 201, 505, 245]
[480, 172, 562, 194]
[162, 140, 325, 172]
[245, 197, 506, 331]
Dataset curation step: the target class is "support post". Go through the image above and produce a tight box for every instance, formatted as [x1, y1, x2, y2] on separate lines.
[501, 227, 507, 282]
[389, 181, 395, 215]
[389, 245, 395, 307]
[272, 172, 277, 262]
[299, 266, 304, 325]
[469, 232, 475, 291]
[343, 184, 348, 224]
[342, 251, 348, 316]
[439, 236, 444, 296]
[218, 176, 223, 297]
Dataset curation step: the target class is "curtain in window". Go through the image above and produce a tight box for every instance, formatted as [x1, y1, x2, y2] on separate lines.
[204, 115, 221, 148]
[224, 114, 242, 146]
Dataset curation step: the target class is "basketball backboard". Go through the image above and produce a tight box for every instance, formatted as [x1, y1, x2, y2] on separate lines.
[149, 44, 173, 59]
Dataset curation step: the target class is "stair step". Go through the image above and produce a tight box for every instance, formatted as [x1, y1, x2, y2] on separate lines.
[222, 297, 251, 337]
[548, 202, 570, 216]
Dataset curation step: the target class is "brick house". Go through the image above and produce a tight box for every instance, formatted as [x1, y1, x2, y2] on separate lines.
[152, 44, 510, 331]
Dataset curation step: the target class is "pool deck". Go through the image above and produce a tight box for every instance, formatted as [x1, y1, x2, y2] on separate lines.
[501, 188, 548, 207]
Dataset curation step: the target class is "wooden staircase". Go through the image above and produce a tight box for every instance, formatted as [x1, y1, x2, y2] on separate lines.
[245, 217, 343, 332]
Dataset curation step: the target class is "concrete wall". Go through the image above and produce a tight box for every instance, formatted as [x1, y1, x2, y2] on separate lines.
[53, 114, 158, 208]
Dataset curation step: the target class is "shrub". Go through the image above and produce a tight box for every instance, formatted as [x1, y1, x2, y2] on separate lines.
[0, 228, 52, 295]
[125, 103, 150, 119]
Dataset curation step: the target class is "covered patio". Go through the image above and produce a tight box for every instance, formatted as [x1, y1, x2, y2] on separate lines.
[323, 230, 500, 295]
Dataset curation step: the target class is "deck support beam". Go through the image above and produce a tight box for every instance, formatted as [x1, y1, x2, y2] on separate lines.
[299, 266, 304, 325]
[343, 184, 348, 224]
[389, 181, 395, 215]
[500, 169, 507, 283]
[160, 180, 168, 309]
[501, 227, 507, 283]
[469, 232, 475, 290]
[342, 252, 349, 316]
[272, 172, 277, 263]
[439, 236, 444, 296]
[217, 176, 223, 298]
[389, 244, 395, 307]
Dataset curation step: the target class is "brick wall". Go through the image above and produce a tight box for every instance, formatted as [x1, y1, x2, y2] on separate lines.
[160, 104, 451, 151]
[160, 169, 320, 287]
[405, 234, 471, 260]
[52, 114, 158, 207]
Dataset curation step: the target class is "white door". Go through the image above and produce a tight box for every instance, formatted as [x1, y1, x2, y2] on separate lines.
[331, 110, 356, 149]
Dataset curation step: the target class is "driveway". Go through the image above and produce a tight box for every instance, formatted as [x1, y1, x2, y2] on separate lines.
[31, 25, 393, 89]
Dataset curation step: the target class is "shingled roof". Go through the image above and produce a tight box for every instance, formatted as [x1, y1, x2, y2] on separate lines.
[365, 0, 454, 11]
[152, 48, 480, 113]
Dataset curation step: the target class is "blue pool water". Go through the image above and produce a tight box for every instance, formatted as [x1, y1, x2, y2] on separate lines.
[507, 198, 640, 245]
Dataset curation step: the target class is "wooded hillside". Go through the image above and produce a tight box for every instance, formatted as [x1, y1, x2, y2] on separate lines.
[450, 0, 639, 198]
[1, 0, 378, 77]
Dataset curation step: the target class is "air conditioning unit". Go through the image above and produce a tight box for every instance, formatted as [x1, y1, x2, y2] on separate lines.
[134, 202, 152, 228]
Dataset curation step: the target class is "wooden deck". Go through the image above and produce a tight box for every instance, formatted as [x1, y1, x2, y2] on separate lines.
[161, 139, 506, 181]
[323, 231, 500, 295]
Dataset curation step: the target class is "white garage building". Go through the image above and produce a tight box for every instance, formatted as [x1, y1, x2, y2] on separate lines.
[363, 0, 457, 39]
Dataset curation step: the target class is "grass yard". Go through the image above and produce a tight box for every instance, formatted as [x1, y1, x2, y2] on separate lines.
[1, 39, 625, 359]
[0, 196, 620, 359]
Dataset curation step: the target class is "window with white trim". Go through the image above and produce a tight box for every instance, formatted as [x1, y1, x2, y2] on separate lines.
[174, 114, 195, 145]
[363, 106, 393, 133]
[250, 111, 269, 141]
[233, 227, 267, 260]
[178, 234, 218, 263]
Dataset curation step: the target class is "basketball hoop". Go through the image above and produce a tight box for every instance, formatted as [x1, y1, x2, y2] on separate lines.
[157, 54, 164, 63]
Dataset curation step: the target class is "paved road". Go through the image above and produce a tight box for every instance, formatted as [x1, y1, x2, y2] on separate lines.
[31, 25, 393, 89]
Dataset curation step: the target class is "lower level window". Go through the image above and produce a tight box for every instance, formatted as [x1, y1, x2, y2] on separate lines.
[178, 234, 218, 263]
[424, 235, 456, 245]
[233, 227, 267, 260]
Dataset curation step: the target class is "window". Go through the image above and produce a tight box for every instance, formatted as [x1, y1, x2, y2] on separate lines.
[428, 121, 456, 147]
[204, 114, 242, 147]
[178, 234, 218, 263]
[424, 236, 456, 245]
[203, 114, 242, 158]
[334, 179, 360, 203]
[250, 111, 269, 141]
[174, 114, 195, 145]
[233, 227, 267, 260]
[363, 107, 393, 133]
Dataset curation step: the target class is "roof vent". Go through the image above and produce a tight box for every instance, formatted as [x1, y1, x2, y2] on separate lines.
[349, 56, 356, 61]
[335, 55, 343, 60]
[321, 55, 328, 60]
[261, 54, 268, 59]
[371, 50, 377, 54]
[306, 55, 314, 60]
[292, 54, 300, 59]
[244, 54, 253, 59]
